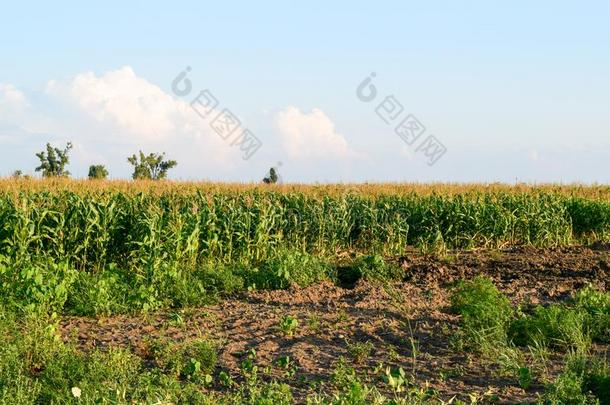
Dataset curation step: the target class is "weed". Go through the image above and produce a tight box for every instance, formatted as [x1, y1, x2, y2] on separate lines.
[451, 276, 513, 351]
[574, 285, 610, 343]
[307, 314, 321, 332]
[346, 340, 374, 364]
[384, 366, 407, 393]
[510, 305, 590, 353]
[353, 254, 403, 282]
[250, 249, 330, 290]
[276, 356, 297, 378]
[279, 315, 299, 337]
[542, 353, 610, 404]
[151, 338, 218, 383]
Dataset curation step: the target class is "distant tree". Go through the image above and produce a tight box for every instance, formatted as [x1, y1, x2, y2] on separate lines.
[88, 165, 108, 180]
[35, 142, 73, 178]
[263, 167, 279, 184]
[127, 151, 177, 180]
[12, 170, 23, 178]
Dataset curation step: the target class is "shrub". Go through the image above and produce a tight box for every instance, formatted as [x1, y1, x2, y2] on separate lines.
[66, 265, 129, 316]
[451, 276, 513, 349]
[574, 285, 610, 343]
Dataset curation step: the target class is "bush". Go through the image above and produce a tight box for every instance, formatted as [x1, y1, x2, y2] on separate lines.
[450, 276, 513, 349]
[0, 258, 77, 313]
[574, 285, 610, 343]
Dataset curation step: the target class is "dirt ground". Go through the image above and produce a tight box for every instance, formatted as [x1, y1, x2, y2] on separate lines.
[60, 245, 610, 403]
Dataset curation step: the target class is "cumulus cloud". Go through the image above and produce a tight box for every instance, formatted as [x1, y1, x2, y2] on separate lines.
[2, 69, 361, 180]
[0, 84, 30, 124]
[275, 107, 355, 160]
[0, 84, 28, 108]
[45, 66, 192, 140]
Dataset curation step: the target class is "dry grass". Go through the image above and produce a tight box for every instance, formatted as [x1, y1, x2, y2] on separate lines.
[1, 177, 609, 199]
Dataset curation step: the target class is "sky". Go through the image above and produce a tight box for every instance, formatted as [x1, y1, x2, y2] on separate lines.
[0, 1, 609, 183]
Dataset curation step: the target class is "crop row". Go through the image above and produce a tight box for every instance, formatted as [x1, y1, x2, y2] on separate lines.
[1, 191, 609, 269]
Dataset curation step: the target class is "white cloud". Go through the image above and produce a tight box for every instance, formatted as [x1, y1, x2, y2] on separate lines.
[0, 71, 362, 180]
[275, 106, 355, 159]
[0, 84, 30, 124]
[0, 84, 28, 109]
[45, 66, 191, 140]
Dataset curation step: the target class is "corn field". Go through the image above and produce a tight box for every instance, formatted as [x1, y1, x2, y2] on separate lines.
[0, 180, 609, 314]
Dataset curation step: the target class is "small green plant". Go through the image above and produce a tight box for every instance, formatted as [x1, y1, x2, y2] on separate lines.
[384, 366, 407, 393]
[168, 312, 184, 327]
[219, 370, 234, 388]
[518, 366, 532, 390]
[574, 285, 610, 343]
[346, 340, 374, 364]
[335, 310, 350, 324]
[198, 263, 244, 298]
[386, 344, 400, 362]
[344, 254, 403, 283]
[279, 315, 299, 337]
[252, 250, 330, 290]
[276, 356, 297, 378]
[542, 353, 610, 404]
[241, 348, 258, 381]
[307, 314, 321, 332]
[331, 357, 358, 387]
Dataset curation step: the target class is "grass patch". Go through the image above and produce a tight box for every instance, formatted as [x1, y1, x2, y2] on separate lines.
[541, 353, 610, 405]
[150, 338, 218, 383]
[510, 305, 591, 353]
[450, 276, 514, 351]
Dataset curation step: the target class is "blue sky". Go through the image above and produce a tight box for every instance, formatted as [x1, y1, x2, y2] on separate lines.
[1, 1, 608, 182]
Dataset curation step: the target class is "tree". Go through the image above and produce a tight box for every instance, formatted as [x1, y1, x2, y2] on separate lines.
[88, 165, 108, 180]
[35, 142, 73, 178]
[12, 170, 23, 178]
[263, 167, 279, 184]
[127, 151, 177, 180]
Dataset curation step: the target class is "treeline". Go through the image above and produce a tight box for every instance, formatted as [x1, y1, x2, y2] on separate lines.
[11, 141, 280, 183]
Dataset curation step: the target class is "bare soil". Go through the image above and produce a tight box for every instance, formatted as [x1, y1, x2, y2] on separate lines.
[60, 245, 610, 403]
